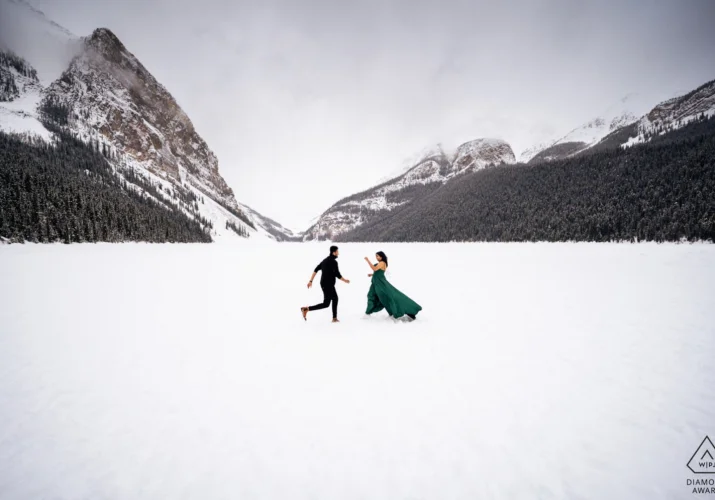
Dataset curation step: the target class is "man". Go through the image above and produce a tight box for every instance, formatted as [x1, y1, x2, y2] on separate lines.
[301, 245, 350, 323]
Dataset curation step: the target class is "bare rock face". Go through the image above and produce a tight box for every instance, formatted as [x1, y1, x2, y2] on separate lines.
[624, 79, 715, 145]
[42, 28, 241, 215]
[451, 138, 516, 174]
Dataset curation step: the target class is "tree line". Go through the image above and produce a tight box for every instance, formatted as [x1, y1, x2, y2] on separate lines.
[1, 50, 39, 102]
[226, 220, 250, 237]
[0, 128, 212, 243]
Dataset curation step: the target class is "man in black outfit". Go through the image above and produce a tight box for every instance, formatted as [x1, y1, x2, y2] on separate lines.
[301, 245, 350, 323]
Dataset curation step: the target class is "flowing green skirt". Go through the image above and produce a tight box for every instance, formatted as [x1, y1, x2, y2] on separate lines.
[365, 270, 422, 319]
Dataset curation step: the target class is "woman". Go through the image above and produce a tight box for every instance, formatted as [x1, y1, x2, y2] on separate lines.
[364, 251, 422, 320]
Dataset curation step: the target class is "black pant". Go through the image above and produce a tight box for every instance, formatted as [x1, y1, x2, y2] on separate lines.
[309, 284, 338, 318]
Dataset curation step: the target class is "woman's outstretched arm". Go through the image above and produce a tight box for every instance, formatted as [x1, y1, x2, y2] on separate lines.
[364, 257, 386, 271]
[364, 257, 378, 271]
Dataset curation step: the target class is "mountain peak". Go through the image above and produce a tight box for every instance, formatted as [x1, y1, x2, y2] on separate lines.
[452, 137, 516, 173]
[85, 28, 128, 61]
[88, 27, 123, 45]
[519, 92, 653, 163]
[38, 24, 271, 238]
[302, 136, 517, 240]
[374, 144, 450, 186]
[624, 78, 715, 147]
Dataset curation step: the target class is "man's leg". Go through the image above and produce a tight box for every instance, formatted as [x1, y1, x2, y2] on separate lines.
[308, 286, 331, 312]
[331, 288, 339, 319]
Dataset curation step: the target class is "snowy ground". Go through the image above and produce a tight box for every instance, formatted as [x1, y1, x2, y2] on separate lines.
[1, 242, 714, 500]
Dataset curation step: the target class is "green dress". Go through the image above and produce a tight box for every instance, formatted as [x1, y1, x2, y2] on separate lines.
[365, 268, 422, 319]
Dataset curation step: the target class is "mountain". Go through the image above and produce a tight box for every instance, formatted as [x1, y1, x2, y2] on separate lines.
[622, 79, 715, 147]
[0, 0, 77, 139]
[520, 93, 655, 164]
[302, 138, 516, 240]
[40, 28, 256, 234]
[521, 82, 715, 165]
[452, 138, 516, 173]
[518, 141, 551, 165]
[237, 202, 301, 241]
[0, 0, 294, 242]
[336, 114, 715, 243]
[373, 144, 447, 185]
[0, 127, 215, 243]
[0, 50, 51, 140]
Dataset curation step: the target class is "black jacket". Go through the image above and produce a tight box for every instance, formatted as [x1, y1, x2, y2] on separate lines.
[314, 255, 342, 287]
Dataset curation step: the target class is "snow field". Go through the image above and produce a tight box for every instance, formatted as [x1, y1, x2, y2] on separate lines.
[1, 242, 714, 499]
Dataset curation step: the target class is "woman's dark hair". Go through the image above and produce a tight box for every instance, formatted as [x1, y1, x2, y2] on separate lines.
[375, 251, 388, 268]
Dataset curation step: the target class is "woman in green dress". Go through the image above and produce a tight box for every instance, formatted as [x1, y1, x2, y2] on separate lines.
[364, 251, 422, 320]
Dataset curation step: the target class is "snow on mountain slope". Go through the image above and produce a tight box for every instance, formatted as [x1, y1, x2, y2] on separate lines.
[303, 139, 515, 241]
[46, 28, 296, 242]
[518, 141, 551, 164]
[42, 28, 244, 214]
[0, 83, 50, 140]
[624, 79, 715, 147]
[238, 202, 302, 241]
[558, 93, 651, 144]
[0, 47, 254, 242]
[521, 93, 655, 163]
[375, 144, 451, 185]
[0, 51, 51, 140]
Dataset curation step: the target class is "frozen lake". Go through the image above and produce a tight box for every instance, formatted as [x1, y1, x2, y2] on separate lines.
[1, 242, 714, 499]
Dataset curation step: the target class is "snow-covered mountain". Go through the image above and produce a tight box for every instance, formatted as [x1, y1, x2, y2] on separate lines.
[623, 79, 715, 147]
[237, 202, 301, 241]
[374, 144, 448, 185]
[302, 138, 515, 241]
[452, 138, 516, 174]
[0, 0, 293, 242]
[43, 28, 244, 212]
[520, 83, 715, 165]
[517, 141, 550, 165]
[0, 50, 52, 140]
[520, 93, 655, 164]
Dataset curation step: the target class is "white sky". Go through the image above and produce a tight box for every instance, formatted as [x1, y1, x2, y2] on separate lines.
[19, 0, 715, 230]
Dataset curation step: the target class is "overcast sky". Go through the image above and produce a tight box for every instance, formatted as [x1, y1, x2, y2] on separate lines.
[25, 0, 715, 230]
